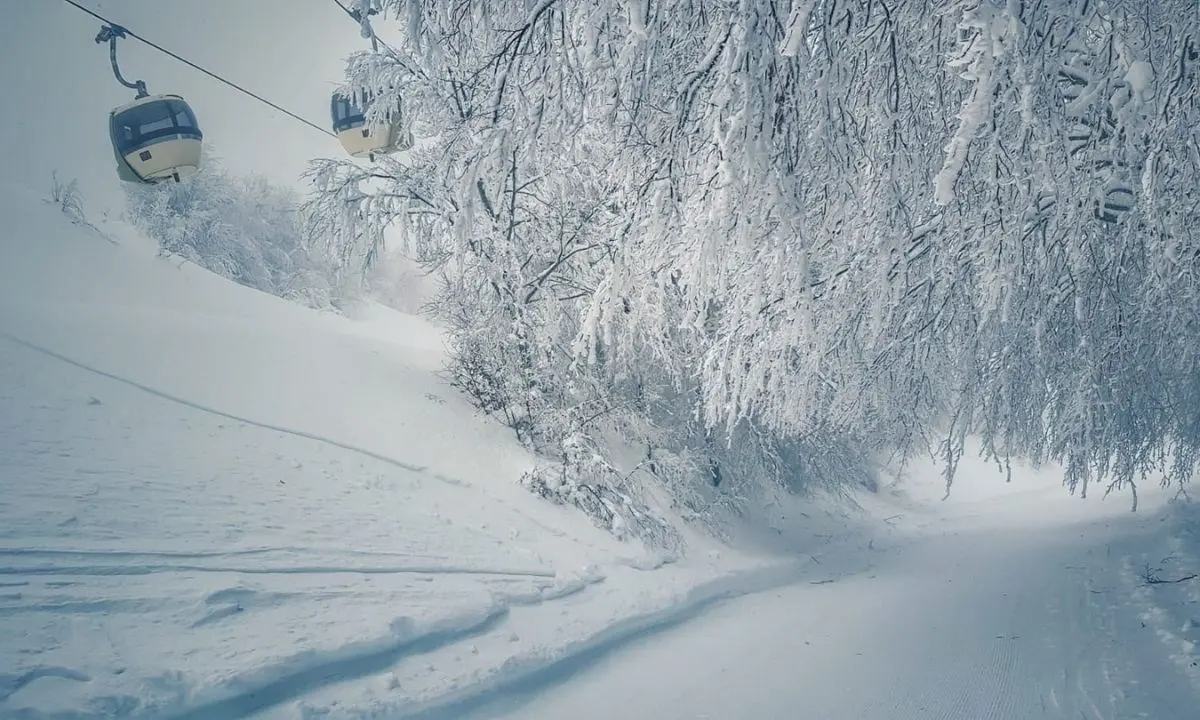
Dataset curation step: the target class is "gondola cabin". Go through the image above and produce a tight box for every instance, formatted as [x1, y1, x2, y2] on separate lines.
[331, 91, 412, 161]
[109, 94, 203, 184]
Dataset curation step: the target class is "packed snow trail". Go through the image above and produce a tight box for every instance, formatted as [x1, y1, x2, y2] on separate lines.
[453, 500, 1198, 720]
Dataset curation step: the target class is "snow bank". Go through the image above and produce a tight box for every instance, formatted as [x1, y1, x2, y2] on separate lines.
[1123, 500, 1200, 692]
[285, 528, 876, 719]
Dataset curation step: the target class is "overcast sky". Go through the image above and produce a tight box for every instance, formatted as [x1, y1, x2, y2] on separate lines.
[1, 0, 375, 210]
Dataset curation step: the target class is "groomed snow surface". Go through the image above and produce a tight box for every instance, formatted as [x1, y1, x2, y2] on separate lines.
[2, 187, 1198, 719]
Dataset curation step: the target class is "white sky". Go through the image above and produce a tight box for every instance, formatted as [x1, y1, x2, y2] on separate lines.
[1, 0, 376, 211]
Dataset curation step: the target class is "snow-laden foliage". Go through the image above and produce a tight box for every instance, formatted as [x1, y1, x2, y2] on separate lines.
[126, 149, 336, 309]
[924, 0, 1200, 504]
[48, 172, 87, 227]
[522, 430, 684, 553]
[306, 0, 1200, 518]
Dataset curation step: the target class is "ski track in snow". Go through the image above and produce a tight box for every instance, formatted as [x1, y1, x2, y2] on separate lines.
[0, 330, 457, 485]
[0, 322, 610, 719]
[429, 511, 1199, 720]
[164, 605, 512, 720]
[155, 549, 859, 720]
[350, 540, 873, 720]
[0, 667, 92, 703]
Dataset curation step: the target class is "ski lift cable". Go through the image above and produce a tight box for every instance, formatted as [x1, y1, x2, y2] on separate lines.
[329, 0, 365, 24]
[331, 0, 380, 58]
[328, 0, 424, 76]
[60, 0, 337, 138]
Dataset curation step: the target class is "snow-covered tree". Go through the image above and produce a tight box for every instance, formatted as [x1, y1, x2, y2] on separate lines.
[126, 148, 336, 308]
[920, 0, 1200, 504]
[305, 0, 1200, 518]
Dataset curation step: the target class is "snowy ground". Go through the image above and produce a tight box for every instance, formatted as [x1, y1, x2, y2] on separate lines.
[3, 186, 1197, 719]
[474, 493, 1199, 720]
[0, 187, 865, 718]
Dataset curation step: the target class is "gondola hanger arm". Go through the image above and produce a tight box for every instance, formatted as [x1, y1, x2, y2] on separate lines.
[95, 24, 148, 98]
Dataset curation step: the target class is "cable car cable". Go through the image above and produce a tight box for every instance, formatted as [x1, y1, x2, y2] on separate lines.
[329, 0, 366, 24]
[331, 1, 379, 56]
[327, 0, 425, 77]
[60, 0, 336, 138]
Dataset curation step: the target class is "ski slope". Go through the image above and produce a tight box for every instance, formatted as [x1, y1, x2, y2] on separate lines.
[469, 494, 1200, 720]
[1, 113, 1198, 720]
[2, 187, 1198, 719]
[0, 186, 864, 718]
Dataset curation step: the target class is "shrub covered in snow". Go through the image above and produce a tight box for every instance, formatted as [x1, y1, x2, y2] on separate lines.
[48, 172, 87, 227]
[124, 148, 336, 309]
[522, 432, 684, 555]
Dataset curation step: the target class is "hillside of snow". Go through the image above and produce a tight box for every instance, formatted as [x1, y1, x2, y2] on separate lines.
[3, 187, 1198, 719]
[0, 186, 868, 717]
